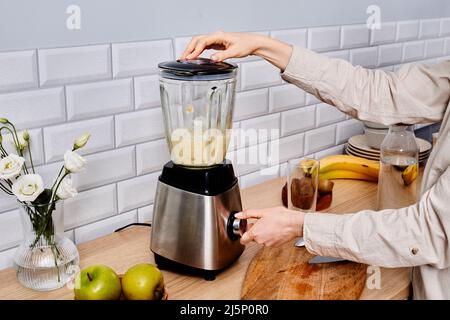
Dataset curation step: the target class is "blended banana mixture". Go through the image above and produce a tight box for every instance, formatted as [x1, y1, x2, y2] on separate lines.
[170, 119, 229, 167]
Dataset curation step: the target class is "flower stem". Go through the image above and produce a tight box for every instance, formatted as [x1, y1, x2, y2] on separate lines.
[8, 122, 23, 156]
[0, 144, 7, 157]
[0, 182, 13, 195]
[51, 171, 69, 204]
[32, 171, 70, 246]
[0, 126, 19, 151]
[51, 166, 65, 191]
[0, 125, 28, 174]
[27, 139, 36, 174]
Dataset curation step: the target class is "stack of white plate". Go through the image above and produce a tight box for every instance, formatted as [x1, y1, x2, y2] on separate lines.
[346, 134, 432, 164]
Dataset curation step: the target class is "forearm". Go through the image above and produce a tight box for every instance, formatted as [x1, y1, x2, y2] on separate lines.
[281, 46, 449, 125]
[253, 36, 293, 71]
[303, 168, 450, 268]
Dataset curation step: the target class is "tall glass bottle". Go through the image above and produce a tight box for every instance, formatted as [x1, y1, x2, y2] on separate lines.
[377, 125, 420, 210]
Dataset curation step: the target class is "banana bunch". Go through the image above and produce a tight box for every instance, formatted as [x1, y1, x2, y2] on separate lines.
[319, 155, 379, 182]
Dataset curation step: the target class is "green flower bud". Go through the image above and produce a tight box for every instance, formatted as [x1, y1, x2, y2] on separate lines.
[22, 131, 30, 141]
[0, 118, 9, 124]
[73, 133, 91, 151]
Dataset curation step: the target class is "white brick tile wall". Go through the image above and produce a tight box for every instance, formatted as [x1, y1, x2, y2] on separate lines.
[379, 65, 395, 72]
[0, 247, 16, 270]
[270, 133, 304, 165]
[65, 230, 75, 242]
[281, 105, 315, 136]
[396, 20, 419, 42]
[378, 43, 403, 66]
[307, 26, 341, 52]
[419, 19, 441, 39]
[425, 39, 445, 58]
[1, 17, 449, 270]
[233, 88, 268, 121]
[271, 29, 307, 48]
[0, 87, 65, 129]
[0, 50, 38, 92]
[227, 143, 269, 176]
[38, 45, 111, 86]
[441, 18, 450, 37]
[403, 41, 425, 62]
[350, 47, 378, 68]
[240, 113, 280, 145]
[305, 125, 336, 154]
[134, 74, 160, 109]
[115, 108, 165, 147]
[0, 209, 23, 251]
[117, 172, 160, 213]
[444, 38, 450, 56]
[44, 116, 115, 162]
[64, 184, 117, 229]
[74, 210, 137, 244]
[240, 60, 281, 90]
[66, 79, 133, 121]
[137, 205, 154, 223]
[73, 147, 135, 191]
[240, 165, 281, 189]
[34, 161, 64, 187]
[370, 22, 397, 45]
[324, 50, 350, 61]
[341, 24, 370, 49]
[269, 84, 305, 112]
[136, 139, 170, 175]
[112, 40, 173, 77]
[315, 144, 345, 159]
[0, 192, 17, 213]
[316, 103, 346, 127]
[336, 119, 364, 144]
[306, 93, 321, 105]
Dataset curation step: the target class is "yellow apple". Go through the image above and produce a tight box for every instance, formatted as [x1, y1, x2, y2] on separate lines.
[121, 263, 164, 300]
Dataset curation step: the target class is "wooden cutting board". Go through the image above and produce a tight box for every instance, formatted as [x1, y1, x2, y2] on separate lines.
[241, 241, 367, 300]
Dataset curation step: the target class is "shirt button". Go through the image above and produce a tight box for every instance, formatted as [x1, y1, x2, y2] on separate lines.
[411, 247, 419, 255]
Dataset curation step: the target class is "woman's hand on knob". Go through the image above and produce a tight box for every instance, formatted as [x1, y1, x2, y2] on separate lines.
[235, 207, 305, 247]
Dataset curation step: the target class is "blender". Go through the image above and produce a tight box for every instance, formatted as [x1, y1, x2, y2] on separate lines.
[151, 58, 246, 280]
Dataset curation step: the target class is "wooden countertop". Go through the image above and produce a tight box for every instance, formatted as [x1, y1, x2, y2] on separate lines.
[0, 178, 411, 300]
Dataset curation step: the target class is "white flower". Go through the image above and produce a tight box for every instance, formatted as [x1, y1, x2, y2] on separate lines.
[0, 154, 25, 180]
[64, 151, 87, 173]
[12, 174, 44, 202]
[56, 177, 78, 200]
[73, 133, 91, 151]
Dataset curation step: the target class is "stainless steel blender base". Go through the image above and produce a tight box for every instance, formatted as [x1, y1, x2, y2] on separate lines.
[151, 180, 245, 273]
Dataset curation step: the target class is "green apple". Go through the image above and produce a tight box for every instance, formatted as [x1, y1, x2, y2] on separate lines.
[121, 263, 164, 300]
[74, 264, 122, 300]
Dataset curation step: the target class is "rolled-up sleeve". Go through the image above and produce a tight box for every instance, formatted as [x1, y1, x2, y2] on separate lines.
[281, 46, 450, 125]
[304, 167, 450, 268]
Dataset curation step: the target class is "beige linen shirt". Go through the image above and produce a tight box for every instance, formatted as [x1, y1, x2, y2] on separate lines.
[281, 46, 450, 300]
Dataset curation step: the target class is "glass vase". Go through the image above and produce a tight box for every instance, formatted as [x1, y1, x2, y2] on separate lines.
[13, 201, 79, 291]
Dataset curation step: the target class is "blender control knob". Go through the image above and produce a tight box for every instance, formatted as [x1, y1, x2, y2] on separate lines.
[227, 212, 247, 241]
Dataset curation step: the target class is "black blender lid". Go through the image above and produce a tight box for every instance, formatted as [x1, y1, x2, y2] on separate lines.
[158, 58, 237, 79]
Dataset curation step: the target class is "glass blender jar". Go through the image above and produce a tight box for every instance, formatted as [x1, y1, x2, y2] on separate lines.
[151, 59, 245, 280]
[159, 58, 237, 167]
